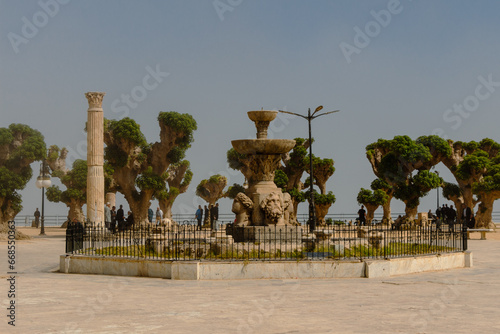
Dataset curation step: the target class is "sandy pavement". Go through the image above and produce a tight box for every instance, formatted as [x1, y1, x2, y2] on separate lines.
[0, 227, 499, 334]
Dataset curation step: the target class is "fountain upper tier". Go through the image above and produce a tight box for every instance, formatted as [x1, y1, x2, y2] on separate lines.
[232, 139, 296, 155]
[232, 110, 295, 154]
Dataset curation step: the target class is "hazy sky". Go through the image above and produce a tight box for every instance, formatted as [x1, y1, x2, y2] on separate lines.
[2, 0, 500, 219]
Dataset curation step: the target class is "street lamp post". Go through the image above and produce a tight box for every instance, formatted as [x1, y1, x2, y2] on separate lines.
[435, 170, 440, 210]
[35, 158, 51, 235]
[278, 106, 339, 232]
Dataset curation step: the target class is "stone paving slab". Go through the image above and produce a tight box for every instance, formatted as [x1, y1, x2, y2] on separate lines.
[0, 227, 499, 333]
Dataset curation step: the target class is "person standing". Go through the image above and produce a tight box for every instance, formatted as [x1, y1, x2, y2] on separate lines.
[34, 208, 40, 228]
[104, 202, 112, 231]
[195, 205, 203, 230]
[448, 205, 457, 232]
[358, 205, 366, 226]
[116, 205, 125, 232]
[213, 203, 219, 231]
[155, 207, 163, 225]
[463, 206, 472, 228]
[148, 207, 154, 223]
[204, 205, 210, 227]
[111, 205, 117, 233]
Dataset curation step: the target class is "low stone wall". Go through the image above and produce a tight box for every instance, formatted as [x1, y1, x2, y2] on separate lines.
[60, 251, 472, 280]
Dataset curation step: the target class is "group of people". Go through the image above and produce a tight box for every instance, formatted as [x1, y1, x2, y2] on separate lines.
[104, 203, 134, 233]
[195, 203, 219, 231]
[358, 203, 476, 230]
[147, 207, 164, 225]
[433, 204, 475, 229]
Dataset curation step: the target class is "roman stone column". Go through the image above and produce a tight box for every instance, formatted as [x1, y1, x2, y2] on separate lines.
[85, 92, 105, 224]
[106, 192, 116, 208]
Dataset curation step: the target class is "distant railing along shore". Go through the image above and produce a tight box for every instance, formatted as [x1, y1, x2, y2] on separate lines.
[15, 212, 500, 227]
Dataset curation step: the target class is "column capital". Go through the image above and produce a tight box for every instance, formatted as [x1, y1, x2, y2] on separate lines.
[85, 92, 106, 109]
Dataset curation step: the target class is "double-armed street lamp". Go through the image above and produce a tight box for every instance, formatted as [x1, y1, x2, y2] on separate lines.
[278, 106, 339, 232]
[35, 157, 51, 235]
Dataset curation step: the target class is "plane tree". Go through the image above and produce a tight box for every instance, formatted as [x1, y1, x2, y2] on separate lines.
[155, 160, 193, 219]
[45, 146, 87, 222]
[0, 124, 45, 230]
[366, 135, 445, 219]
[104, 112, 197, 223]
[196, 174, 227, 206]
[356, 187, 389, 224]
[304, 155, 336, 225]
[393, 170, 443, 219]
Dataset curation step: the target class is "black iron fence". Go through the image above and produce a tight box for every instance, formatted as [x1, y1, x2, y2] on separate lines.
[65, 220, 467, 261]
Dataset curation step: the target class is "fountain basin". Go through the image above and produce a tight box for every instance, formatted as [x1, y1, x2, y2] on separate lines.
[232, 139, 296, 155]
[247, 110, 278, 122]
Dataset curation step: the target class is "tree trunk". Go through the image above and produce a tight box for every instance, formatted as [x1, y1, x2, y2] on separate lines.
[0, 197, 17, 225]
[159, 199, 174, 220]
[66, 199, 85, 223]
[475, 194, 497, 229]
[0, 198, 28, 239]
[381, 196, 393, 223]
[404, 204, 418, 222]
[124, 191, 153, 225]
[314, 202, 332, 226]
[365, 203, 378, 225]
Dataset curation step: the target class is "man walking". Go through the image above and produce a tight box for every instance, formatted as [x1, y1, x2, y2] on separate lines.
[104, 202, 112, 232]
[211, 203, 219, 231]
[148, 206, 154, 223]
[358, 205, 366, 226]
[34, 208, 40, 228]
[116, 205, 125, 232]
[155, 207, 163, 225]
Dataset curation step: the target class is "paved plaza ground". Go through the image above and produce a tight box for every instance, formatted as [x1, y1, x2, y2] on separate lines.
[1, 227, 499, 333]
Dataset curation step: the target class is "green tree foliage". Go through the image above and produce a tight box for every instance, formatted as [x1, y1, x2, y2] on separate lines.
[441, 138, 500, 228]
[225, 183, 246, 200]
[0, 124, 45, 225]
[366, 136, 445, 219]
[356, 187, 389, 224]
[154, 160, 193, 218]
[196, 174, 227, 205]
[104, 112, 197, 222]
[305, 155, 335, 195]
[393, 170, 442, 217]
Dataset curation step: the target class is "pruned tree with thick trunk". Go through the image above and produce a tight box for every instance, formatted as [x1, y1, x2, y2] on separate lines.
[45, 145, 86, 223]
[440, 139, 500, 228]
[104, 112, 197, 224]
[366, 135, 449, 220]
[393, 170, 442, 219]
[370, 178, 394, 223]
[196, 174, 227, 205]
[442, 182, 468, 220]
[440, 140, 488, 211]
[304, 155, 336, 225]
[0, 124, 45, 235]
[357, 188, 389, 224]
[155, 160, 192, 219]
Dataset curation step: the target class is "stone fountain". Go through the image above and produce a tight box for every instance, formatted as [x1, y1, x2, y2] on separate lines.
[231, 110, 300, 242]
